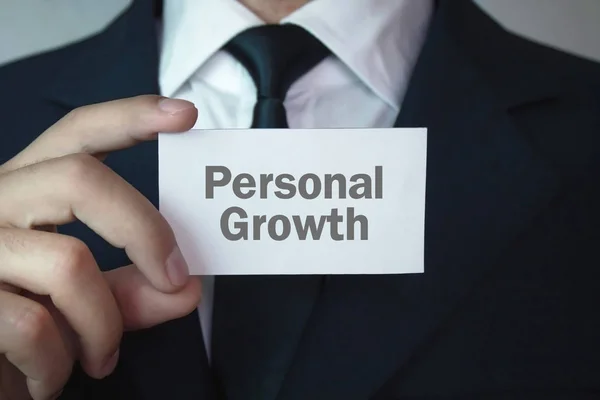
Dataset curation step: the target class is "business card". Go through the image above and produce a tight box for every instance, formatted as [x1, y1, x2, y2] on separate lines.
[159, 128, 426, 275]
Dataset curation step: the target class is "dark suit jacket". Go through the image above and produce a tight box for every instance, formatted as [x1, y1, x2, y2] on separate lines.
[1, 0, 600, 399]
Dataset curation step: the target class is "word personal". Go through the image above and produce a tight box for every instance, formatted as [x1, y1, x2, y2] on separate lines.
[205, 166, 384, 241]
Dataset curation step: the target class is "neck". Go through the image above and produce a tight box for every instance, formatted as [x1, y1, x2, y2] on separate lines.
[239, 0, 311, 23]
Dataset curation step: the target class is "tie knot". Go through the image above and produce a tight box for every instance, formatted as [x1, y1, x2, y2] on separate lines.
[224, 24, 331, 100]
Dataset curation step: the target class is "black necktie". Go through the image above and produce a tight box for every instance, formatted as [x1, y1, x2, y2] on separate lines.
[223, 24, 331, 128]
[211, 25, 331, 399]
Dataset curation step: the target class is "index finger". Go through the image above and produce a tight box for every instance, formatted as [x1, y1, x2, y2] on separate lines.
[0, 154, 189, 293]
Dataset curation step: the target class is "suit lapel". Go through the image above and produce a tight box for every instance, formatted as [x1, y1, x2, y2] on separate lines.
[276, 1, 562, 399]
[46, 0, 160, 107]
[42, 1, 215, 399]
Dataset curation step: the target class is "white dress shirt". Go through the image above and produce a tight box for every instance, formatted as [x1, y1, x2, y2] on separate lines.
[158, 0, 433, 358]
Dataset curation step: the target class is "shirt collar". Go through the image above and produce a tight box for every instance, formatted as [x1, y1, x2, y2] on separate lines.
[160, 0, 433, 110]
[159, 0, 262, 97]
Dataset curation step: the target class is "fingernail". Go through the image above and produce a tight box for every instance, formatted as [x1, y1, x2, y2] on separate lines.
[101, 349, 120, 378]
[158, 98, 195, 114]
[166, 246, 190, 287]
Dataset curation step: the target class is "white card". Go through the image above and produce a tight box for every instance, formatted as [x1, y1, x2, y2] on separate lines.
[159, 128, 427, 275]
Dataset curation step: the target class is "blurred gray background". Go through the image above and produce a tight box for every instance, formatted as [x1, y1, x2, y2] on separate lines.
[0, 0, 599, 67]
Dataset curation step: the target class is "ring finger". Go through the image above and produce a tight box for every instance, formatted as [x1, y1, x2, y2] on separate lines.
[0, 289, 72, 400]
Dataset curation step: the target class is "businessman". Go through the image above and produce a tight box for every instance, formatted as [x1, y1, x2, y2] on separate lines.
[0, 0, 599, 399]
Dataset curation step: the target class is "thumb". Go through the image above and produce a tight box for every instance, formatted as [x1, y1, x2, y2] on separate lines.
[104, 265, 202, 330]
[2, 95, 197, 173]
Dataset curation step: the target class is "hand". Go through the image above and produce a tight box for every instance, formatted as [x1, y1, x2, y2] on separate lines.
[0, 95, 202, 400]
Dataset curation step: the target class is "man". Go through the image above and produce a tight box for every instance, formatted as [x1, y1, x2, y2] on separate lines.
[0, 0, 599, 399]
